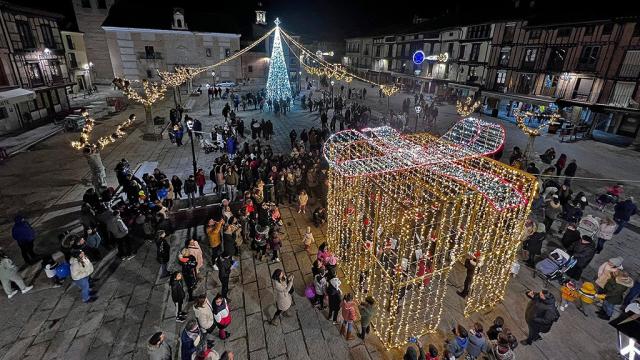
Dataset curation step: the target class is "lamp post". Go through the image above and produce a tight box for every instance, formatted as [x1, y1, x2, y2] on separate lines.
[330, 80, 335, 108]
[211, 71, 216, 88]
[185, 118, 197, 178]
[414, 105, 422, 132]
[206, 84, 212, 116]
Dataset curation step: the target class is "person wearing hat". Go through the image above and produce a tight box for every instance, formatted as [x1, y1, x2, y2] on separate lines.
[565, 235, 596, 280]
[147, 331, 171, 360]
[457, 251, 481, 298]
[596, 257, 624, 290]
[597, 271, 634, 320]
[523, 223, 545, 268]
[327, 276, 343, 324]
[0, 248, 33, 299]
[11, 214, 39, 265]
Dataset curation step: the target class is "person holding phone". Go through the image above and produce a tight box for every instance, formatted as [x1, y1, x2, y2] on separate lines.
[269, 269, 294, 325]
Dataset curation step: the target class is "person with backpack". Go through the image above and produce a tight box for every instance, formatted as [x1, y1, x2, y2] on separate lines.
[446, 324, 469, 358]
[521, 289, 559, 345]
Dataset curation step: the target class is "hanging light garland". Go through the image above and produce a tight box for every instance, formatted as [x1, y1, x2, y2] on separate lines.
[514, 109, 561, 137]
[456, 96, 481, 117]
[323, 118, 537, 349]
[71, 112, 136, 151]
[113, 78, 167, 107]
[280, 29, 399, 96]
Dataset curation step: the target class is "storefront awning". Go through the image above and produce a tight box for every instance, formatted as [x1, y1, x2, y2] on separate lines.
[0, 88, 36, 106]
[482, 91, 556, 106]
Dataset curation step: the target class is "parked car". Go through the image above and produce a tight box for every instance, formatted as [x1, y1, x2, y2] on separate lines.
[215, 81, 238, 88]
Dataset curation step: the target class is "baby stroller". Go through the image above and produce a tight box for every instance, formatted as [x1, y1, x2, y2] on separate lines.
[534, 248, 577, 287]
[576, 215, 600, 239]
[200, 138, 220, 154]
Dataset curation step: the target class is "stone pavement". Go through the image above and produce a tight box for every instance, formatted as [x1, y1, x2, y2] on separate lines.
[1, 83, 639, 359]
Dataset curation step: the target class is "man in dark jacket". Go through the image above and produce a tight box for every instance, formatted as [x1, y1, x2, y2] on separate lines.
[289, 130, 297, 149]
[11, 215, 38, 264]
[217, 255, 233, 299]
[457, 252, 480, 298]
[563, 159, 577, 185]
[156, 231, 170, 278]
[184, 176, 197, 208]
[522, 290, 559, 345]
[524, 223, 546, 267]
[613, 197, 637, 235]
[566, 235, 596, 280]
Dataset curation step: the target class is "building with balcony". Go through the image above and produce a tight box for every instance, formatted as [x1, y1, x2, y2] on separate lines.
[61, 27, 92, 94]
[0, 1, 74, 134]
[101, 5, 241, 85]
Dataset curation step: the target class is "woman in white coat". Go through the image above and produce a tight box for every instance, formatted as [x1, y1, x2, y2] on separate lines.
[0, 249, 32, 299]
[70, 250, 96, 303]
[269, 269, 294, 325]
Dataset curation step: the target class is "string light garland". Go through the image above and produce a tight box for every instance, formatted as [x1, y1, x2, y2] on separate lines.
[456, 96, 481, 117]
[514, 109, 561, 137]
[265, 20, 293, 102]
[280, 28, 400, 96]
[323, 118, 537, 349]
[113, 78, 167, 107]
[71, 112, 136, 151]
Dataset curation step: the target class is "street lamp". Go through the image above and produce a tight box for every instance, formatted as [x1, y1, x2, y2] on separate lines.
[206, 84, 212, 116]
[331, 80, 335, 108]
[185, 118, 197, 178]
[414, 105, 422, 132]
[211, 71, 216, 87]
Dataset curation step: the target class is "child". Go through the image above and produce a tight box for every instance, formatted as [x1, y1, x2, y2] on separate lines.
[298, 190, 309, 214]
[303, 226, 314, 252]
[340, 293, 357, 340]
[269, 229, 282, 263]
[313, 268, 327, 309]
[317, 242, 331, 264]
[559, 280, 579, 311]
[43, 257, 67, 288]
[254, 224, 269, 262]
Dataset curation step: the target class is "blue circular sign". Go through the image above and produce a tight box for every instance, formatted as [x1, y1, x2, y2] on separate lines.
[413, 50, 425, 65]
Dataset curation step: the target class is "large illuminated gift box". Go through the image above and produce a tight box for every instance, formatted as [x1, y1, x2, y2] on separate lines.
[323, 118, 538, 348]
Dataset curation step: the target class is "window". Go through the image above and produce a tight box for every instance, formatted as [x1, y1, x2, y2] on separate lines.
[364, 44, 370, 56]
[503, 24, 515, 43]
[448, 43, 454, 55]
[602, 23, 613, 35]
[68, 53, 78, 68]
[470, 43, 480, 61]
[619, 50, 640, 77]
[404, 44, 410, 56]
[499, 47, 511, 66]
[28, 63, 43, 86]
[375, 46, 380, 57]
[225, 48, 231, 58]
[523, 48, 537, 69]
[516, 73, 533, 94]
[0, 107, 8, 120]
[41, 25, 56, 48]
[609, 81, 636, 107]
[205, 48, 211, 57]
[177, 19, 182, 28]
[16, 20, 35, 49]
[97, 0, 107, 8]
[557, 28, 571, 37]
[572, 78, 594, 101]
[49, 60, 62, 81]
[467, 24, 490, 39]
[547, 47, 567, 71]
[146, 69, 154, 78]
[144, 45, 155, 58]
[496, 70, 506, 85]
[81, 0, 91, 8]
[578, 46, 600, 69]
[584, 25, 595, 36]
[529, 30, 542, 40]
[634, 24, 640, 37]
[248, 65, 253, 73]
[0, 58, 8, 86]
[459, 45, 466, 60]
[66, 34, 74, 50]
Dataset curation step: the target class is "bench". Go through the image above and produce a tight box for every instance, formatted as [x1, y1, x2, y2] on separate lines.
[183, 99, 196, 112]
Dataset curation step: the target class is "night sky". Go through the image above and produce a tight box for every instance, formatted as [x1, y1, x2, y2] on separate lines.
[12, 0, 640, 41]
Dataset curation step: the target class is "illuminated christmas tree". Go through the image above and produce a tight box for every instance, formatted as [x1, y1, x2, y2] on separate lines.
[266, 18, 292, 102]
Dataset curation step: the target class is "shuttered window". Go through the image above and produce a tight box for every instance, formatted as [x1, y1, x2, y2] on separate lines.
[619, 50, 640, 77]
[609, 81, 636, 107]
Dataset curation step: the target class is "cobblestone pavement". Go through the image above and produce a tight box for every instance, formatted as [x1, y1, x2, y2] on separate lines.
[0, 85, 639, 359]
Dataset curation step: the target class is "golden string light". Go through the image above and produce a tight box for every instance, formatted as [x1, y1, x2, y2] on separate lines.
[514, 109, 561, 137]
[456, 96, 481, 117]
[323, 118, 537, 349]
[113, 78, 167, 107]
[71, 112, 136, 151]
[280, 29, 400, 96]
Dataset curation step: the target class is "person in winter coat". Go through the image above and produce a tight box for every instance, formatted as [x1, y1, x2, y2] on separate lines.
[207, 219, 224, 268]
[561, 224, 581, 249]
[268, 229, 282, 263]
[554, 153, 567, 176]
[313, 268, 327, 309]
[340, 293, 357, 340]
[317, 242, 331, 265]
[0, 249, 33, 298]
[303, 226, 315, 252]
[225, 167, 239, 201]
[493, 332, 515, 360]
[457, 251, 480, 298]
[446, 324, 469, 358]
[178, 249, 198, 301]
[358, 296, 376, 340]
[466, 322, 487, 359]
[222, 219, 239, 257]
[523, 223, 545, 267]
[11, 215, 38, 264]
[563, 159, 577, 185]
[269, 269, 294, 325]
[156, 230, 171, 278]
[70, 250, 96, 303]
[147, 331, 172, 360]
[327, 276, 343, 324]
[212, 294, 232, 339]
[187, 237, 204, 274]
[544, 195, 562, 232]
[216, 255, 233, 299]
[108, 210, 134, 261]
[298, 190, 309, 214]
[522, 290, 559, 345]
[403, 339, 427, 360]
[596, 257, 624, 290]
[170, 272, 187, 322]
[597, 271, 634, 320]
[487, 316, 504, 341]
[613, 197, 637, 235]
[184, 175, 197, 208]
[597, 217, 617, 254]
[195, 169, 206, 197]
[181, 320, 202, 360]
[566, 235, 596, 280]
[193, 295, 216, 334]
[172, 175, 183, 199]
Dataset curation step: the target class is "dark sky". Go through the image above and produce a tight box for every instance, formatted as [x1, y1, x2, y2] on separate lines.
[10, 0, 640, 41]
